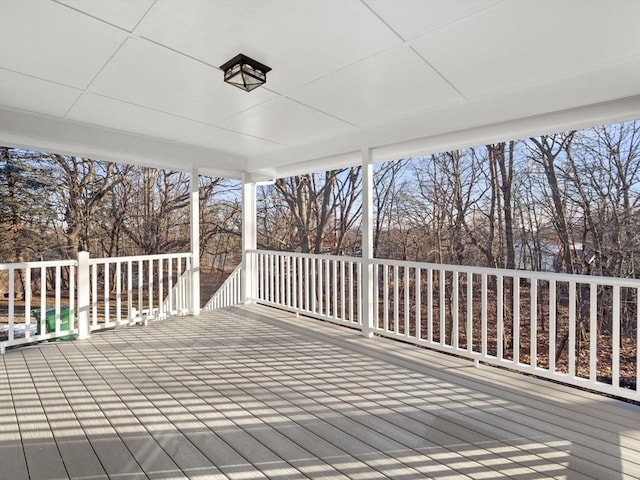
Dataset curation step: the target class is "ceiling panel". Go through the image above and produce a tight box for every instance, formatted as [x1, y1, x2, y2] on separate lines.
[365, 0, 500, 41]
[67, 92, 284, 158]
[289, 46, 462, 127]
[0, 0, 127, 89]
[183, 127, 284, 158]
[136, 0, 401, 93]
[67, 93, 211, 142]
[56, 0, 154, 31]
[412, 0, 640, 99]
[218, 98, 355, 145]
[0, 69, 81, 117]
[89, 38, 278, 124]
[507, 59, 640, 114]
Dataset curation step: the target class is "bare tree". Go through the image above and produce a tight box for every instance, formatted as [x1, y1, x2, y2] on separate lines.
[0, 148, 52, 262]
[49, 155, 129, 257]
[413, 150, 483, 264]
[264, 169, 362, 254]
[199, 177, 241, 262]
[574, 122, 640, 277]
[528, 134, 576, 273]
[373, 160, 407, 258]
[489, 142, 517, 269]
[331, 167, 362, 255]
[121, 168, 191, 255]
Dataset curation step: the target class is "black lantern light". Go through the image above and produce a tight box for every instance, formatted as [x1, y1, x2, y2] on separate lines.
[219, 54, 271, 92]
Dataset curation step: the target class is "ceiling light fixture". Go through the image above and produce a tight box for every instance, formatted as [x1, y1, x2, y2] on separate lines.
[219, 54, 271, 92]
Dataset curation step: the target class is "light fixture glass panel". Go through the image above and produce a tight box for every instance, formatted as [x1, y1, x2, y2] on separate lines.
[243, 75, 262, 86]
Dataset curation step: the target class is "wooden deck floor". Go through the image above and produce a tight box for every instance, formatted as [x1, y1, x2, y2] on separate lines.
[0, 304, 638, 480]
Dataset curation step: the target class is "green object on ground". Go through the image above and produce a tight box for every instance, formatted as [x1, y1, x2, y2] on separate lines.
[32, 306, 76, 341]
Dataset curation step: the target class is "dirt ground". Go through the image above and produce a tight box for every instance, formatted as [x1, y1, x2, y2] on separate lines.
[199, 265, 232, 307]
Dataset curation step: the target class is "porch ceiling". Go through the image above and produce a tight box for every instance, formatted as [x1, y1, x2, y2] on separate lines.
[1, 0, 639, 180]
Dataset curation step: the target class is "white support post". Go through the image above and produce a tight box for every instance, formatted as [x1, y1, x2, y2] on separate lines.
[190, 167, 201, 315]
[77, 251, 90, 339]
[242, 174, 257, 303]
[361, 149, 374, 338]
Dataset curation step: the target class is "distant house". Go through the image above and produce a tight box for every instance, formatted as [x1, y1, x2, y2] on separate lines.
[516, 237, 588, 273]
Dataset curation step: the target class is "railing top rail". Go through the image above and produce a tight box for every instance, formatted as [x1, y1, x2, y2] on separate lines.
[371, 257, 640, 287]
[1, 253, 193, 270]
[250, 249, 361, 264]
[248, 249, 640, 287]
[88, 252, 192, 265]
[0, 259, 77, 270]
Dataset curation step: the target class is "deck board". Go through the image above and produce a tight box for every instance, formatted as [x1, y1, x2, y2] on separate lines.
[1, 304, 638, 479]
[0, 364, 30, 480]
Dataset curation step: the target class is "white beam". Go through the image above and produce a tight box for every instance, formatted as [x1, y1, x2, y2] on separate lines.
[248, 95, 640, 179]
[242, 174, 257, 303]
[190, 166, 200, 315]
[0, 107, 247, 179]
[361, 148, 374, 338]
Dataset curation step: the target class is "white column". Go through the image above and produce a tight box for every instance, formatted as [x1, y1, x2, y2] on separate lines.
[77, 251, 90, 339]
[361, 149, 375, 338]
[242, 174, 257, 303]
[190, 166, 200, 315]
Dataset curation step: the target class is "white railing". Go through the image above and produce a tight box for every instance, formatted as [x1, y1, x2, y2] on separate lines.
[203, 262, 243, 310]
[1, 252, 192, 353]
[88, 253, 192, 330]
[253, 251, 361, 329]
[250, 250, 640, 401]
[0, 259, 77, 353]
[160, 269, 191, 320]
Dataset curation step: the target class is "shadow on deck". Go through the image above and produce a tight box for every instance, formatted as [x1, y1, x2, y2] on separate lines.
[0, 304, 638, 479]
